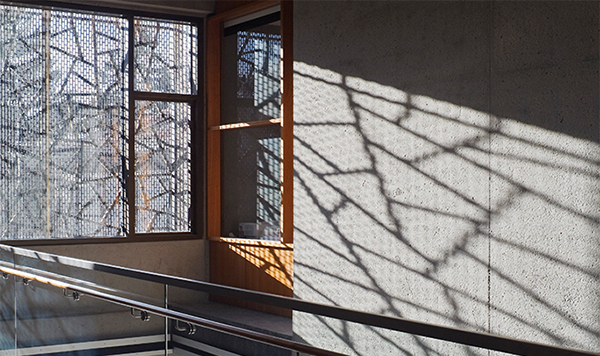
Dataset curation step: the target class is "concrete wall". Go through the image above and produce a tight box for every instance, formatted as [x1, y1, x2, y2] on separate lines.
[293, 2, 599, 355]
[34, 240, 206, 280]
[56, 0, 214, 16]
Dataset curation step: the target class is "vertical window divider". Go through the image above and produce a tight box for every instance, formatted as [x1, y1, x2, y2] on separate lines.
[127, 14, 135, 237]
[193, 17, 205, 236]
[206, 15, 222, 239]
[280, 0, 293, 244]
[43, 9, 51, 239]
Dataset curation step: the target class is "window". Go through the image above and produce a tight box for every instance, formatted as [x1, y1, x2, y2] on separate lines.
[0, 3, 201, 241]
[207, 1, 292, 244]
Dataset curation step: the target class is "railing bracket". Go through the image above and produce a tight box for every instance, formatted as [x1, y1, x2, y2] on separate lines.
[131, 308, 151, 322]
[175, 320, 197, 335]
[63, 289, 81, 301]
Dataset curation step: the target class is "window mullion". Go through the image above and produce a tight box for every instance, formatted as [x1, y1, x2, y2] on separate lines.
[127, 14, 135, 237]
[43, 9, 51, 239]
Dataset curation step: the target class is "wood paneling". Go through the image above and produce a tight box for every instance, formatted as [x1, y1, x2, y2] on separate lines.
[211, 0, 280, 21]
[210, 240, 293, 316]
[215, 0, 256, 14]
[206, 16, 221, 238]
[281, 0, 293, 244]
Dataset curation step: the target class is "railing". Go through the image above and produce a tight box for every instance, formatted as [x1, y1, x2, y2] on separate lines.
[0, 244, 597, 356]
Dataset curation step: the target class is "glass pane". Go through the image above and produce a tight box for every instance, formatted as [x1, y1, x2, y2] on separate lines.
[171, 320, 294, 356]
[48, 11, 128, 238]
[16, 280, 166, 354]
[0, 247, 15, 352]
[135, 18, 197, 94]
[135, 101, 191, 233]
[0, 5, 45, 240]
[169, 285, 294, 356]
[221, 125, 281, 239]
[0, 274, 15, 352]
[0, 6, 128, 240]
[13, 247, 166, 308]
[221, 15, 281, 125]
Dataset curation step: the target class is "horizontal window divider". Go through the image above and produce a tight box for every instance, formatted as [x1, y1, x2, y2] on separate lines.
[3, 233, 200, 247]
[133, 91, 199, 102]
[209, 118, 281, 131]
[208, 236, 292, 249]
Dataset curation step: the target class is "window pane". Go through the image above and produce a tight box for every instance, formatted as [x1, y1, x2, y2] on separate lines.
[0, 6, 45, 239]
[134, 18, 197, 94]
[49, 11, 128, 238]
[0, 7, 128, 239]
[221, 125, 281, 240]
[135, 101, 191, 233]
[221, 16, 281, 125]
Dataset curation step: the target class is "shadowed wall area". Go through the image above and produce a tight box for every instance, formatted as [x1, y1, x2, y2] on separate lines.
[292, 2, 599, 355]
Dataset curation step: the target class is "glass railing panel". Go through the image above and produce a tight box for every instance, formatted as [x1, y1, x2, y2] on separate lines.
[0, 273, 15, 353]
[166, 285, 208, 315]
[0, 245, 15, 269]
[12, 247, 166, 308]
[170, 319, 296, 356]
[15, 279, 167, 354]
[168, 285, 295, 355]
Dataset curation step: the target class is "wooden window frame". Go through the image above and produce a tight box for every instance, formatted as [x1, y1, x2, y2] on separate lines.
[3, 1, 204, 246]
[207, 0, 293, 245]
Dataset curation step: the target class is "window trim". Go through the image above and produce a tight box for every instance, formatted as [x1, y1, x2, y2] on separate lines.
[2, 1, 205, 246]
[206, 0, 293, 245]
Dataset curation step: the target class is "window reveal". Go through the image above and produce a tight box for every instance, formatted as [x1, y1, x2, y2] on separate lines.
[220, 15, 282, 241]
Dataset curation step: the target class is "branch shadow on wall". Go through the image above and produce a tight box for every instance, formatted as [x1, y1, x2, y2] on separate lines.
[292, 62, 600, 355]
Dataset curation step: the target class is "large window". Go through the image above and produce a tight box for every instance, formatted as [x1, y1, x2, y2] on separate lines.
[0, 3, 200, 241]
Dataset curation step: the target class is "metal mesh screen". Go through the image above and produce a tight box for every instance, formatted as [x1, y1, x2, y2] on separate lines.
[134, 18, 197, 94]
[0, 5, 196, 239]
[221, 24, 281, 125]
[0, 6, 45, 239]
[135, 101, 191, 233]
[48, 10, 128, 238]
[221, 125, 281, 240]
[0, 6, 128, 239]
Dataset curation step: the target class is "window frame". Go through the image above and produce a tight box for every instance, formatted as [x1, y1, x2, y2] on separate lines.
[206, 0, 293, 246]
[2, 1, 204, 246]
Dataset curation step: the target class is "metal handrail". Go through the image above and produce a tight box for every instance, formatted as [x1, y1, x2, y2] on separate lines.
[0, 265, 346, 356]
[1, 244, 598, 356]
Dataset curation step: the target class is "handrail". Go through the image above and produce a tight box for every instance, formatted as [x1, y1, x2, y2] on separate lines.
[1, 244, 598, 356]
[0, 265, 346, 356]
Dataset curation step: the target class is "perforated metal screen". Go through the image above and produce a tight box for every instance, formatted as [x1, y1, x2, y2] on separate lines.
[0, 4, 196, 239]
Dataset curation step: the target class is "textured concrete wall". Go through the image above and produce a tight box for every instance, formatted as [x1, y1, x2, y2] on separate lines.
[34, 240, 206, 280]
[56, 0, 214, 15]
[293, 2, 599, 355]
